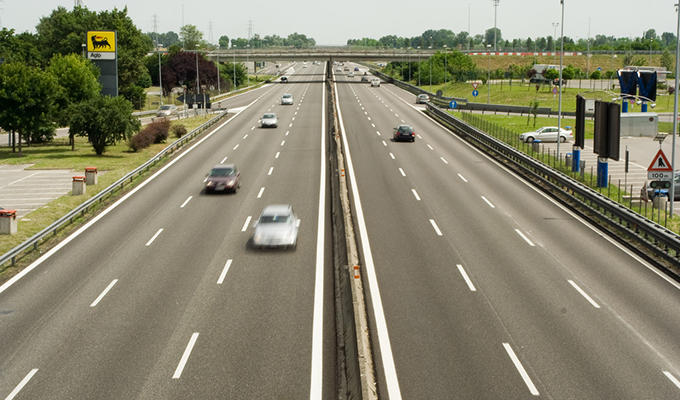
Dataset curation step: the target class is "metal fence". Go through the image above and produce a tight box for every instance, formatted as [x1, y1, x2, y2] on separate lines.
[0, 111, 229, 268]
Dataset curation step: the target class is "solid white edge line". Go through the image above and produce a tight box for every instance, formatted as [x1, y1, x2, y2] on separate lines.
[145, 229, 163, 246]
[515, 229, 535, 246]
[217, 259, 232, 284]
[412, 189, 421, 201]
[242, 216, 252, 232]
[456, 265, 476, 291]
[663, 371, 680, 389]
[257, 187, 265, 198]
[430, 219, 443, 236]
[481, 196, 495, 208]
[173, 332, 199, 379]
[90, 279, 118, 307]
[0, 102, 252, 295]
[180, 196, 192, 208]
[503, 342, 540, 396]
[309, 64, 326, 400]
[458, 173, 468, 182]
[335, 76, 403, 399]
[5, 368, 38, 400]
[568, 280, 601, 308]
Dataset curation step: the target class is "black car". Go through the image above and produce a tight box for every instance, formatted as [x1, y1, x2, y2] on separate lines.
[393, 125, 416, 142]
[280, 76, 288, 83]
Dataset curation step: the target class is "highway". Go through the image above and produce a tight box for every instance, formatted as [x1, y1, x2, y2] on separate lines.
[2, 59, 680, 400]
[0, 64, 335, 399]
[334, 63, 680, 398]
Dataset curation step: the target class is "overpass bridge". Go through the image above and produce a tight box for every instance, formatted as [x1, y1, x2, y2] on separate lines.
[204, 48, 438, 63]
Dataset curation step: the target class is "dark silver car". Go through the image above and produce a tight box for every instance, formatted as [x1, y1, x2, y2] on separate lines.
[252, 205, 300, 249]
[205, 164, 241, 194]
[416, 94, 430, 104]
[393, 124, 416, 142]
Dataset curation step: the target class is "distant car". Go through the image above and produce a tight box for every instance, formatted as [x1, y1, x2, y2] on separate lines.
[252, 204, 300, 249]
[393, 124, 416, 142]
[344, 66, 350, 71]
[156, 104, 178, 117]
[641, 172, 680, 201]
[280, 76, 288, 83]
[336, 67, 342, 72]
[371, 78, 380, 87]
[281, 94, 293, 105]
[519, 126, 573, 143]
[354, 67, 359, 71]
[303, 63, 308, 68]
[348, 71, 354, 77]
[261, 113, 278, 128]
[205, 164, 241, 194]
[416, 94, 430, 104]
[361, 75, 370, 82]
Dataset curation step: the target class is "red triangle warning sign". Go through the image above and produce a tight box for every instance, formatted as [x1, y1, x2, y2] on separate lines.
[647, 149, 673, 171]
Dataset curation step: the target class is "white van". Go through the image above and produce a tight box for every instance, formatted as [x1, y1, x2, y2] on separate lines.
[371, 78, 380, 87]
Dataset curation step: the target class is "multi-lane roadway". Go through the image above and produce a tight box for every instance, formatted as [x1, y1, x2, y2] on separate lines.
[2, 61, 680, 400]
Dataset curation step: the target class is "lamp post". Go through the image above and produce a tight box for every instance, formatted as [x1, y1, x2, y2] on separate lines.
[649, 38, 653, 66]
[443, 45, 448, 97]
[408, 47, 411, 83]
[493, 0, 499, 53]
[246, 44, 250, 87]
[557, 0, 565, 164]
[670, 2, 680, 216]
[158, 44, 163, 105]
[429, 36, 432, 93]
[552, 22, 559, 64]
[418, 46, 421, 86]
[216, 50, 220, 95]
[487, 44, 491, 103]
[196, 46, 200, 95]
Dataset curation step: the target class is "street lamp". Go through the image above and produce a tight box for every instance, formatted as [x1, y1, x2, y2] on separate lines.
[196, 45, 200, 96]
[429, 37, 432, 93]
[552, 22, 559, 64]
[158, 44, 163, 105]
[487, 44, 491, 104]
[408, 47, 411, 83]
[670, 2, 680, 216]
[233, 44, 236, 90]
[246, 44, 250, 87]
[556, 0, 565, 165]
[493, 0, 500, 53]
[443, 45, 448, 97]
[650, 38, 653, 66]
[417, 46, 421, 86]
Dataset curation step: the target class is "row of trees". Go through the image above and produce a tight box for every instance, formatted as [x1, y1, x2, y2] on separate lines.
[145, 29, 317, 50]
[347, 28, 678, 53]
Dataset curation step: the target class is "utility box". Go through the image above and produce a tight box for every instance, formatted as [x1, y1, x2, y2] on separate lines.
[0, 209, 18, 235]
[72, 176, 86, 196]
[620, 112, 658, 137]
[85, 167, 98, 185]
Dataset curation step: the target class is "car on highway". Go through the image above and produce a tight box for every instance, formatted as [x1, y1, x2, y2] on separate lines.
[344, 66, 350, 71]
[348, 71, 354, 77]
[281, 94, 293, 105]
[280, 76, 288, 83]
[361, 75, 370, 83]
[371, 78, 380, 87]
[416, 94, 430, 104]
[641, 172, 680, 201]
[252, 204, 300, 249]
[205, 164, 241, 194]
[336, 67, 342, 72]
[393, 124, 416, 142]
[354, 67, 359, 71]
[519, 126, 573, 143]
[261, 113, 278, 128]
[156, 104, 178, 118]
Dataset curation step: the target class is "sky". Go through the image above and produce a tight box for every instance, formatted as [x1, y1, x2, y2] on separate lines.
[2, 0, 678, 46]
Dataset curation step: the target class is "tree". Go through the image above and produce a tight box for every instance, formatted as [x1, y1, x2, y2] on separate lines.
[0, 29, 44, 67]
[46, 53, 101, 148]
[484, 28, 502, 48]
[161, 51, 219, 95]
[68, 95, 140, 155]
[562, 65, 576, 80]
[661, 49, 674, 73]
[219, 35, 230, 49]
[543, 68, 559, 80]
[180, 24, 203, 49]
[0, 62, 60, 154]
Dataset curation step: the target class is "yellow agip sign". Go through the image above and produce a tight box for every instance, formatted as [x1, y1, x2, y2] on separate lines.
[86, 31, 116, 60]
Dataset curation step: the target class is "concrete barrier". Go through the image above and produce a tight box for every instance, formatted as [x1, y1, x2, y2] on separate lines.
[85, 167, 98, 185]
[72, 176, 86, 196]
[0, 209, 17, 235]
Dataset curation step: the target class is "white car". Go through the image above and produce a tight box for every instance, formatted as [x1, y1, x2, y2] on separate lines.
[281, 94, 293, 105]
[156, 104, 178, 117]
[519, 126, 573, 143]
[348, 71, 354, 77]
[371, 78, 380, 87]
[252, 205, 300, 249]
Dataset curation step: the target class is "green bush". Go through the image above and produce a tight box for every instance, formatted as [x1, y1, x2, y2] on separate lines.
[171, 124, 188, 138]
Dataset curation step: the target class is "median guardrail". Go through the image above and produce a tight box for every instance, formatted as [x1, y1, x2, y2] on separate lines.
[425, 103, 680, 268]
[0, 111, 229, 269]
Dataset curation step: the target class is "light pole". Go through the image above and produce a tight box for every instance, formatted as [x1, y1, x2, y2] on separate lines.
[418, 46, 421, 86]
[671, 2, 680, 216]
[246, 44, 250, 86]
[443, 45, 448, 97]
[557, 0, 565, 164]
[196, 46, 200, 95]
[552, 22, 559, 64]
[408, 47, 411, 83]
[493, 0, 499, 53]
[429, 37, 432, 93]
[158, 44, 163, 105]
[233, 45, 236, 90]
[487, 44, 491, 103]
[216, 50, 220, 95]
[649, 38, 653, 66]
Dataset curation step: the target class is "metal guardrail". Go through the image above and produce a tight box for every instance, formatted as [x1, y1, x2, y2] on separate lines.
[425, 103, 680, 266]
[0, 111, 228, 268]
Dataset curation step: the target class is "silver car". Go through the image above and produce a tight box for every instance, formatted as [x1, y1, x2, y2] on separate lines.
[261, 113, 278, 128]
[519, 126, 573, 143]
[281, 94, 293, 105]
[156, 104, 178, 117]
[252, 205, 300, 249]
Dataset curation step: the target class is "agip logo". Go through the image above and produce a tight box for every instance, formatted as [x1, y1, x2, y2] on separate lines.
[87, 31, 116, 60]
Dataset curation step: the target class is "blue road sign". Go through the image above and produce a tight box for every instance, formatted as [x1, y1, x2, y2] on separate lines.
[597, 67, 602, 71]
[472, 90, 479, 97]
[449, 100, 457, 109]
